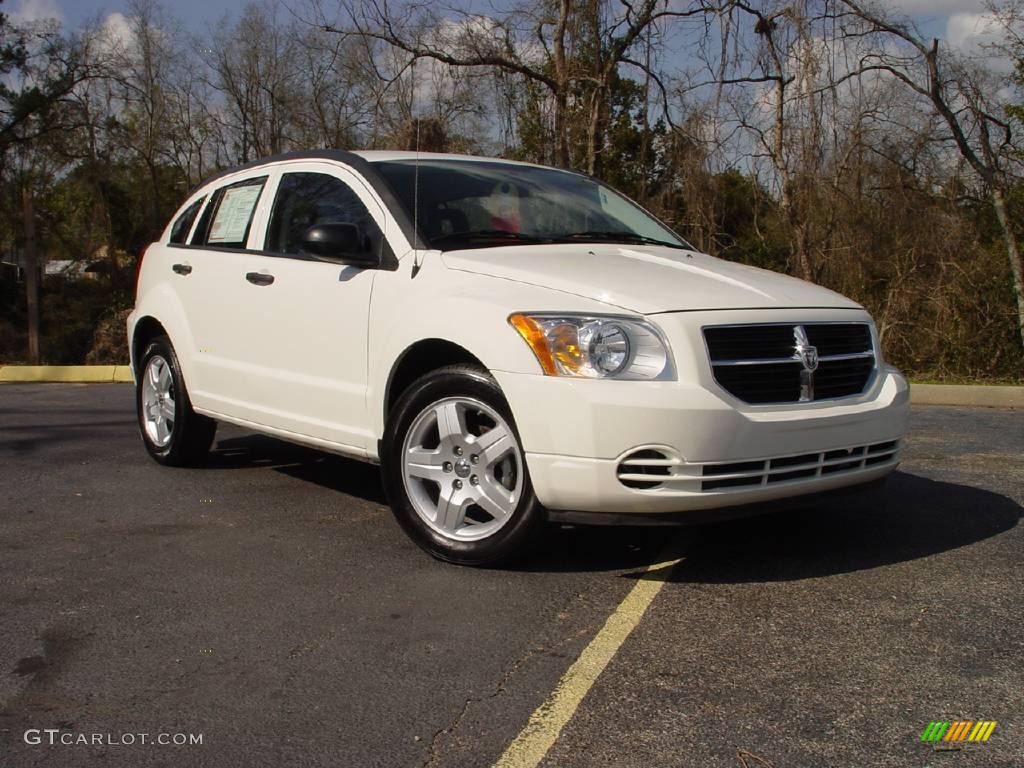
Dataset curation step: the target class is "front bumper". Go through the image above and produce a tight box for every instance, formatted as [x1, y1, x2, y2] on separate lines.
[494, 358, 909, 515]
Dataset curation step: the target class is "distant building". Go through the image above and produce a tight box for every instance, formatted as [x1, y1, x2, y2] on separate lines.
[0, 252, 103, 282]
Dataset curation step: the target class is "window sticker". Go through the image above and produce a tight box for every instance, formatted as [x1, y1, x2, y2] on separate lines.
[207, 185, 261, 244]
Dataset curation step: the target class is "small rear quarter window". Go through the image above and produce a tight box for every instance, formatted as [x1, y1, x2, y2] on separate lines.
[168, 197, 205, 244]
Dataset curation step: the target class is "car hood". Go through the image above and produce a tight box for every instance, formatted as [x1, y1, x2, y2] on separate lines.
[440, 244, 860, 314]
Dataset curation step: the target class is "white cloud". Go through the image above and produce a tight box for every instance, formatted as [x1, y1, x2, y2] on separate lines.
[398, 15, 545, 115]
[100, 12, 135, 52]
[887, 0, 984, 16]
[941, 10, 1014, 72]
[946, 11, 999, 50]
[430, 15, 544, 66]
[8, 0, 64, 24]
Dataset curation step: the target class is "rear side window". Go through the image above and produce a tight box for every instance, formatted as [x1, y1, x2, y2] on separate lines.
[169, 197, 205, 244]
[191, 176, 267, 249]
[265, 172, 380, 255]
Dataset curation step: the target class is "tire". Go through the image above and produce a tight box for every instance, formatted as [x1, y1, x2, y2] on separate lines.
[381, 365, 544, 566]
[136, 335, 216, 466]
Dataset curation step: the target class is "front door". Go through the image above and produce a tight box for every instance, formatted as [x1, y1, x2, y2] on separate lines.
[213, 164, 391, 454]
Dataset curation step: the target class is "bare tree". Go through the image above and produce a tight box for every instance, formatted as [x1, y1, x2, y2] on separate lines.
[296, 26, 372, 148]
[164, 39, 217, 188]
[832, 0, 1024, 349]
[205, 1, 304, 163]
[320, 0, 703, 172]
[104, 0, 179, 235]
[683, 0, 885, 281]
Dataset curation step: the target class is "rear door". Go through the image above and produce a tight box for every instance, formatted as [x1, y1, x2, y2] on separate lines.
[180, 173, 272, 419]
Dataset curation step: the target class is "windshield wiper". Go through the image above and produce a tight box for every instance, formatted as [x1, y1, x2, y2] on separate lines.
[555, 230, 688, 249]
[430, 229, 555, 248]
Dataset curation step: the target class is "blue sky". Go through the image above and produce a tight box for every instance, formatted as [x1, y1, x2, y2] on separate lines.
[3, 0, 994, 50]
[6, 0, 246, 29]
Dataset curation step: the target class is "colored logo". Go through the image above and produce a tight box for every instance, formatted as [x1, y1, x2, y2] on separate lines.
[921, 721, 997, 743]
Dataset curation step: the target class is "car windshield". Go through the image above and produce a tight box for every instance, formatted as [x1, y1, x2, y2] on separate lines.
[373, 159, 691, 251]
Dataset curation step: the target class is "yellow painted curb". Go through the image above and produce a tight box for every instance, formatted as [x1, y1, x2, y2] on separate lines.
[0, 365, 134, 383]
[910, 383, 1024, 408]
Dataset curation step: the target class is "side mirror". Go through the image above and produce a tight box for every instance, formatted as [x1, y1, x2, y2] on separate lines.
[301, 223, 380, 268]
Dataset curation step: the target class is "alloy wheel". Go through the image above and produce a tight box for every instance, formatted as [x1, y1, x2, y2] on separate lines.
[141, 354, 176, 447]
[401, 396, 524, 541]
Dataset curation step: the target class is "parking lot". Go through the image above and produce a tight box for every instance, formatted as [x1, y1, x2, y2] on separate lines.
[0, 383, 1021, 767]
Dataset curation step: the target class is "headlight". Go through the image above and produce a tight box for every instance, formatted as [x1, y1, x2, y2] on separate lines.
[509, 313, 674, 380]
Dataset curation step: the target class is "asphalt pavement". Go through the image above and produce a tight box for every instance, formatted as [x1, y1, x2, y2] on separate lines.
[0, 384, 1021, 768]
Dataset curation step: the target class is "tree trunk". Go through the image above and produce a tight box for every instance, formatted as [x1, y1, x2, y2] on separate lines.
[551, 0, 571, 168]
[638, 28, 652, 201]
[147, 159, 162, 241]
[991, 185, 1024, 350]
[553, 89, 569, 168]
[22, 185, 40, 364]
[584, 0, 604, 176]
[792, 216, 812, 282]
[586, 87, 603, 176]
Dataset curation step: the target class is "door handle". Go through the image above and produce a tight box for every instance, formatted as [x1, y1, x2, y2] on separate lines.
[245, 271, 275, 286]
[172, 263, 192, 275]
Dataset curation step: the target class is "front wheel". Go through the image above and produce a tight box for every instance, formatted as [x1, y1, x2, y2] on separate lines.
[381, 365, 544, 565]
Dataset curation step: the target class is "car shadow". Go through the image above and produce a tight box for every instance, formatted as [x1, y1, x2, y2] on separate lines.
[201, 435, 1020, 582]
[207, 434, 387, 505]
[523, 471, 1021, 581]
[0, 418, 136, 455]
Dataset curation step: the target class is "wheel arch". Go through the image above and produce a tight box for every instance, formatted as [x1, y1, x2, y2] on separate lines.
[131, 316, 170, 376]
[383, 338, 487, 424]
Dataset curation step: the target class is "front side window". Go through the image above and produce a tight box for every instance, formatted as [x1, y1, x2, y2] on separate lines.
[373, 159, 689, 251]
[265, 172, 381, 255]
[168, 197, 204, 244]
[191, 176, 267, 249]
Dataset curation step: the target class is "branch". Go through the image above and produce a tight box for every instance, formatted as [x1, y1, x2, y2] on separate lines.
[621, 55, 677, 130]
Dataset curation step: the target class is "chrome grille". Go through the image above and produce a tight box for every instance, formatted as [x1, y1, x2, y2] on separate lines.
[704, 323, 875, 404]
[699, 441, 899, 491]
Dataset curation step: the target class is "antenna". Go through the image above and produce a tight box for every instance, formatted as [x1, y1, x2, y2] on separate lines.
[411, 57, 423, 277]
[413, 120, 421, 263]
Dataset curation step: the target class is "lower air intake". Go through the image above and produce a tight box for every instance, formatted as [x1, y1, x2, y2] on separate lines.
[616, 449, 674, 490]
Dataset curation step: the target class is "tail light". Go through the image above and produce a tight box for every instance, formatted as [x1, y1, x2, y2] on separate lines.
[133, 244, 150, 302]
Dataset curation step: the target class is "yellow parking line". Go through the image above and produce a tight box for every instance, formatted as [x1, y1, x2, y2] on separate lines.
[493, 556, 682, 768]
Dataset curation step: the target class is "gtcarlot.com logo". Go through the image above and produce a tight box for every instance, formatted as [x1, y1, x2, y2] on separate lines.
[24, 729, 203, 747]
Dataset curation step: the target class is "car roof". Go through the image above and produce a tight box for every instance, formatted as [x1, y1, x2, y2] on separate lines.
[185, 150, 573, 251]
[352, 150, 541, 168]
[189, 150, 428, 249]
[199, 150, 541, 187]
[191, 149, 556, 200]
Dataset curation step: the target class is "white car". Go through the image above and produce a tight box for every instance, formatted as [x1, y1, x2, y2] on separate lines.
[128, 150, 909, 564]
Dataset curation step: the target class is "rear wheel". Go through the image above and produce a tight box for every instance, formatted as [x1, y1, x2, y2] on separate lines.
[136, 335, 216, 466]
[382, 365, 543, 565]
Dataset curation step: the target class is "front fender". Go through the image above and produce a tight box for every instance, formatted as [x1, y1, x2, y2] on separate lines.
[366, 255, 620, 440]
